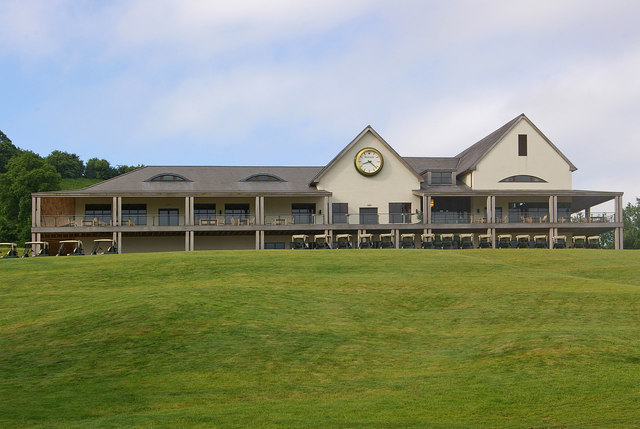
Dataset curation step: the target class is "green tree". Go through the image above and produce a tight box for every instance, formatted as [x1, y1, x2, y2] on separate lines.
[0, 130, 22, 173]
[115, 164, 144, 175]
[0, 151, 61, 242]
[46, 150, 84, 178]
[84, 157, 116, 180]
[623, 198, 640, 249]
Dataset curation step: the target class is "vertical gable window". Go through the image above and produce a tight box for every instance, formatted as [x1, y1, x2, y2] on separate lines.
[518, 134, 528, 156]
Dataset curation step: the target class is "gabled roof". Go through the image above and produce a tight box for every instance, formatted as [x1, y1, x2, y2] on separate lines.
[455, 113, 578, 175]
[310, 126, 424, 185]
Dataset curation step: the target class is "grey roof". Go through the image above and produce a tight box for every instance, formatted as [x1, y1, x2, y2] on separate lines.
[455, 113, 578, 174]
[403, 157, 459, 174]
[45, 166, 328, 196]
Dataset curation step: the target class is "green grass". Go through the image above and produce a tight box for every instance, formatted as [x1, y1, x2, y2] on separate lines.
[1, 250, 640, 428]
[59, 177, 102, 190]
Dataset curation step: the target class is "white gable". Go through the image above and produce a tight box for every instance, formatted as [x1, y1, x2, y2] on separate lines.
[471, 119, 573, 190]
[316, 129, 422, 214]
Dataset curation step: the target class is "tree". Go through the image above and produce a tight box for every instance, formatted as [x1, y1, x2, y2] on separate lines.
[0, 130, 22, 173]
[623, 198, 640, 249]
[84, 157, 116, 180]
[46, 150, 84, 178]
[115, 164, 144, 175]
[0, 151, 61, 242]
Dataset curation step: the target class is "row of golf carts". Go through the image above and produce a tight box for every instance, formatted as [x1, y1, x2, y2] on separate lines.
[0, 239, 118, 259]
[289, 233, 602, 249]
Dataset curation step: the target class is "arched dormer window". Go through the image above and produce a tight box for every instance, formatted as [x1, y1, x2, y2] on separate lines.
[241, 173, 286, 182]
[146, 173, 192, 182]
[500, 175, 547, 183]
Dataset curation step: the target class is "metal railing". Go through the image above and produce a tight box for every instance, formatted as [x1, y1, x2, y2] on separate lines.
[568, 212, 615, 223]
[264, 214, 325, 226]
[331, 212, 423, 225]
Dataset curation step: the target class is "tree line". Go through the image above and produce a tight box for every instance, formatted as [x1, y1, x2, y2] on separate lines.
[0, 130, 141, 242]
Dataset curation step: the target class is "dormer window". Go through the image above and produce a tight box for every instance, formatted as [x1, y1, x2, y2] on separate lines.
[500, 175, 546, 183]
[241, 173, 286, 182]
[146, 173, 191, 182]
[430, 172, 453, 185]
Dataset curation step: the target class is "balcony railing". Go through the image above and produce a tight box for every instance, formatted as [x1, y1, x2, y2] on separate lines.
[264, 214, 325, 226]
[331, 212, 423, 225]
[568, 212, 615, 223]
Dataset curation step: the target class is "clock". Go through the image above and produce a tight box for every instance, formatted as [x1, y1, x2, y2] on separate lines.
[354, 147, 384, 176]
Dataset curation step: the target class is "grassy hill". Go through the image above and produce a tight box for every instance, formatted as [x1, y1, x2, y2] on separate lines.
[1, 250, 639, 428]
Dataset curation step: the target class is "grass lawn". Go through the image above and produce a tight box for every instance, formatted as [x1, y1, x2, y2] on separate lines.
[1, 250, 639, 428]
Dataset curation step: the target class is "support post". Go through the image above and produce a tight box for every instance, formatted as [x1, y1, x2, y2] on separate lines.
[324, 196, 329, 225]
[31, 197, 36, 228]
[117, 232, 122, 254]
[112, 197, 118, 226]
[185, 231, 189, 252]
[36, 197, 41, 227]
[394, 229, 399, 249]
[117, 197, 122, 226]
[426, 196, 432, 225]
[185, 197, 190, 226]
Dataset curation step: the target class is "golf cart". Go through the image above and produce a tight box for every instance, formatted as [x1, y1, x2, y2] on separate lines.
[516, 235, 530, 248]
[572, 235, 586, 249]
[587, 235, 601, 249]
[400, 233, 415, 248]
[478, 234, 492, 248]
[335, 234, 352, 249]
[1, 242, 18, 258]
[359, 233, 374, 248]
[313, 234, 332, 249]
[57, 240, 84, 256]
[23, 241, 50, 257]
[421, 233, 435, 249]
[91, 239, 118, 255]
[379, 233, 394, 248]
[441, 233, 455, 249]
[553, 235, 567, 249]
[290, 234, 309, 249]
[497, 234, 512, 248]
[533, 235, 548, 249]
[459, 233, 474, 249]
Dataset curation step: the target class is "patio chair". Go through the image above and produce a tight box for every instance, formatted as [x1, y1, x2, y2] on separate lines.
[400, 233, 415, 248]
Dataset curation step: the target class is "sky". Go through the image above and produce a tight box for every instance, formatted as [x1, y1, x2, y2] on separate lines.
[1, 0, 639, 206]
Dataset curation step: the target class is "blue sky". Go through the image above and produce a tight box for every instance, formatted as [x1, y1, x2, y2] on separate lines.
[1, 0, 639, 205]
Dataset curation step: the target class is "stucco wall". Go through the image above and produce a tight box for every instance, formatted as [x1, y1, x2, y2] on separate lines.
[472, 120, 573, 190]
[316, 131, 422, 218]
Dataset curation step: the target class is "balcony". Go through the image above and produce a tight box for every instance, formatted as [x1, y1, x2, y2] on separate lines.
[331, 212, 423, 225]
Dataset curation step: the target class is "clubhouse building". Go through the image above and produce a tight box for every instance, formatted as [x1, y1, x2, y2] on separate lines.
[31, 114, 624, 252]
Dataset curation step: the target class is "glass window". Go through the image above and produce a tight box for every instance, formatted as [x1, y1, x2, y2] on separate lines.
[225, 204, 250, 224]
[159, 208, 179, 226]
[122, 204, 146, 225]
[148, 174, 190, 182]
[500, 175, 546, 183]
[332, 203, 348, 224]
[359, 207, 378, 224]
[518, 135, 527, 156]
[85, 204, 111, 224]
[431, 172, 452, 185]
[389, 203, 411, 223]
[292, 203, 315, 224]
[194, 203, 216, 222]
[242, 174, 285, 182]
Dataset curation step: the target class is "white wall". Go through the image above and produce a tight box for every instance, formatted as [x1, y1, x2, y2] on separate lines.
[472, 120, 573, 190]
[316, 131, 422, 217]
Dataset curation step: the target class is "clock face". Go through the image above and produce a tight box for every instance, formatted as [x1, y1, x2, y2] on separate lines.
[354, 147, 383, 176]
